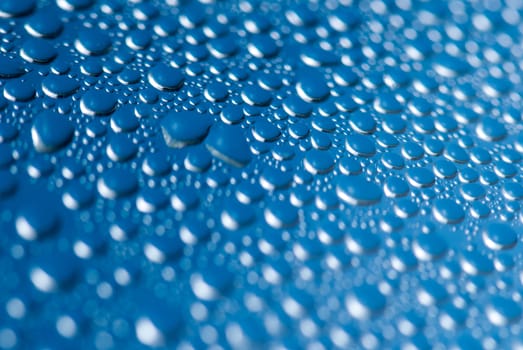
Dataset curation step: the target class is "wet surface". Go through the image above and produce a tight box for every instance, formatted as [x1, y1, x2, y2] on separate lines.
[2, 0, 523, 349]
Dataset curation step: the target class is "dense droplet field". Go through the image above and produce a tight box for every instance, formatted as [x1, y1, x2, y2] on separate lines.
[1, 0, 523, 348]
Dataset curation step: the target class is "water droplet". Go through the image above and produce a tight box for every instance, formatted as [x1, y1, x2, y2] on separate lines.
[16, 199, 59, 240]
[252, 120, 280, 142]
[3, 79, 35, 102]
[57, 0, 93, 11]
[482, 223, 517, 250]
[205, 123, 251, 167]
[345, 134, 376, 157]
[97, 168, 138, 199]
[75, 28, 111, 56]
[106, 134, 137, 162]
[413, 234, 447, 261]
[283, 95, 312, 118]
[31, 111, 74, 152]
[135, 300, 181, 347]
[296, 69, 329, 102]
[0, 55, 25, 78]
[144, 235, 183, 263]
[303, 149, 334, 174]
[433, 53, 470, 78]
[30, 254, 77, 292]
[161, 110, 211, 148]
[486, 296, 522, 326]
[432, 199, 465, 224]
[41, 75, 79, 98]
[336, 175, 382, 206]
[241, 84, 272, 106]
[406, 167, 435, 188]
[190, 265, 233, 301]
[476, 117, 507, 142]
[346, 284, 386, 319]
[24, 8, 63, 38]
[148, 64, 185, 91]
[80, 89, 117, 116]
[0, 0, 35, 18]
[264, 201, 298, 229]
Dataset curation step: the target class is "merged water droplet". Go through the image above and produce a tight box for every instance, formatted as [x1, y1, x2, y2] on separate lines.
[161, 110, 211, 148]
[205, 123, 251, 167]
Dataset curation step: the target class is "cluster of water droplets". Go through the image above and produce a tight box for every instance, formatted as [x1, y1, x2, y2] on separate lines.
[2, 0, 523, 348]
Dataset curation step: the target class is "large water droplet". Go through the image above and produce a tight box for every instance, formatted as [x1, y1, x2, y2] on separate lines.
[336, 175, 382, 206]
[31, 111, 74, 152]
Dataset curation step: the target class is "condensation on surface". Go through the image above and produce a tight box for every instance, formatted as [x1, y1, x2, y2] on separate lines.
[0, 0, 523, 349]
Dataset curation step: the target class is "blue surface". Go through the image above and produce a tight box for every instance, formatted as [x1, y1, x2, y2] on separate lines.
[1, 0, 523, 349]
